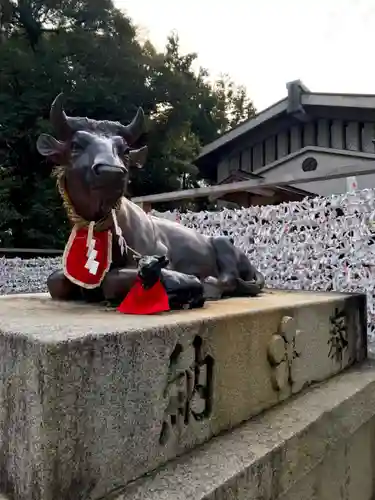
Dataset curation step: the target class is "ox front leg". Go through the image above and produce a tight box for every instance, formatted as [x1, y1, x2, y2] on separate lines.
[101, 268, 139, 304]
[47, 270, 81, 301]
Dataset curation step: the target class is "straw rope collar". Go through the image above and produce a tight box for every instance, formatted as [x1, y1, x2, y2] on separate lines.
[54, 167, 141, 258]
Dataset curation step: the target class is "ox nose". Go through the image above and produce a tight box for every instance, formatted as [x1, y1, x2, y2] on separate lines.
[92, 163, 126, 178]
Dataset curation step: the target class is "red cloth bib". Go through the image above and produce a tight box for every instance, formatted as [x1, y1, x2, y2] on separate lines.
[118, 277, 170, 315]
[63, 226, 112, 289]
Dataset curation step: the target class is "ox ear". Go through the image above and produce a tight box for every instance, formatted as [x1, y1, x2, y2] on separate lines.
[36, 133, 66, 159]
[129, 146, 148, 169]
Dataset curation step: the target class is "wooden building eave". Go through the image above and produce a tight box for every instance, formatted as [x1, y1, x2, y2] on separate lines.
[196, 80, 375, 167]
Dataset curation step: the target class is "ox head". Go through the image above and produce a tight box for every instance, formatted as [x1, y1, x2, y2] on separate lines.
[36, 94, 148, 221]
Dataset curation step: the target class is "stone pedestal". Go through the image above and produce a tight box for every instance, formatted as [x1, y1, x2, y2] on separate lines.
[0, 290, 367, 500]
[120, 362, 375, 500]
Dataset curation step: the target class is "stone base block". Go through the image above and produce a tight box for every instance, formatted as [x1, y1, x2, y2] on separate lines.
[0, 290, 367, 500]
[118, 362, 375, 500]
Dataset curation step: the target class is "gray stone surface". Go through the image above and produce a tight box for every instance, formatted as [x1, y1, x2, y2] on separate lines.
[118, 362, 375, 500]
[0, 291, 367, 500]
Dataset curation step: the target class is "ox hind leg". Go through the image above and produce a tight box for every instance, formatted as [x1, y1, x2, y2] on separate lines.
[209, 236, 264, 298]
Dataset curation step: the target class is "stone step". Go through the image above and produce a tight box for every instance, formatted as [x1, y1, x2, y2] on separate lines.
[117, 362, 375, 500]
[0, 290, 367, 500]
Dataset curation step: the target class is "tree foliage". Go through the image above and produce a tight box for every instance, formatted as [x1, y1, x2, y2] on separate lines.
[0, 0, 256, 247]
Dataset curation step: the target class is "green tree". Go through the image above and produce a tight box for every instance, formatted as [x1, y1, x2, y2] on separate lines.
[130, 33, 256, 197]
[0, 1, 256, 248]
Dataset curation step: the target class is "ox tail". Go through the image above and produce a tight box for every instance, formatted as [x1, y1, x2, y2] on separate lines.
[235, 270, 265, 297]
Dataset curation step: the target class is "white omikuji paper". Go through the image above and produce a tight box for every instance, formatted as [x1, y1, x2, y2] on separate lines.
[153, 188, 375, 344]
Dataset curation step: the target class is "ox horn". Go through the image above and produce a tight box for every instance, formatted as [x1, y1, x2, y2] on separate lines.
[120, 107, 146, 144]
[50, 93, 72, 141]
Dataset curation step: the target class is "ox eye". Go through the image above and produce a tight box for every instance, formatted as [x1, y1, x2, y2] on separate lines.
[71, 141, 82, 153]
[115, 139, 129, 156]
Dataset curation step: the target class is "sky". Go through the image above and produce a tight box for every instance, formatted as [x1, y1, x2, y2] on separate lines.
[114, 0, 375, 112]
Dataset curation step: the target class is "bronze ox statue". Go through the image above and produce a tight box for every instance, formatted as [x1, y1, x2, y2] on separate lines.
[36, 94, 265, 304]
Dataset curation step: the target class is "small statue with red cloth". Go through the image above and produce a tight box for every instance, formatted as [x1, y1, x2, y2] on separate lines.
[118, 255, 206, 315]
